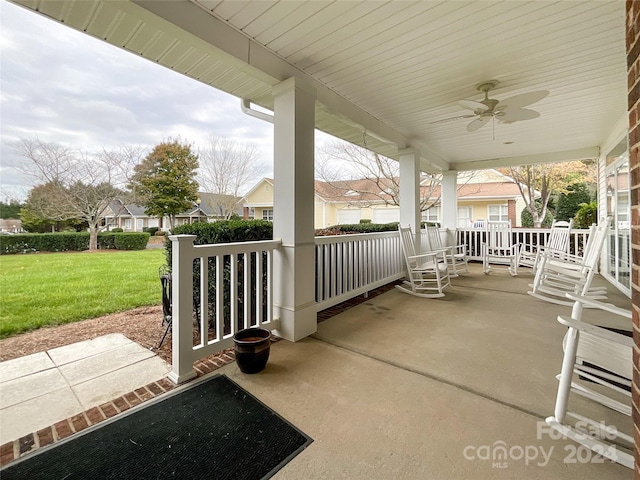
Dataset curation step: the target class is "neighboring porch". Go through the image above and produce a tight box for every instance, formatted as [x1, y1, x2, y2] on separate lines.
[201, 264, 632, 478]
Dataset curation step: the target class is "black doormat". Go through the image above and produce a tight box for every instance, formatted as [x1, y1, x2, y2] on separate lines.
[2, 375, 312, 480]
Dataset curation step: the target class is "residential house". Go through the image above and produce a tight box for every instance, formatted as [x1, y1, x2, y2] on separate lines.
[243, 170, 530, 229]
[103, 193, 243, 232]
[0, 219, 23, 234]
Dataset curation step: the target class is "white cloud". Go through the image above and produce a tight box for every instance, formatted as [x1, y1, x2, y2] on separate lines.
[0, 1, 275, 200]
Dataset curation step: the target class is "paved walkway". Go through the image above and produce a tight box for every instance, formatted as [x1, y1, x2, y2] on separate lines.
[0, 333, 170, 445]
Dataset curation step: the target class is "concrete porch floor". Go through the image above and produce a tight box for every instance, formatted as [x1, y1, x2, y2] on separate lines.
[1, 264, 634, 478]
[217, 263, 633, 479]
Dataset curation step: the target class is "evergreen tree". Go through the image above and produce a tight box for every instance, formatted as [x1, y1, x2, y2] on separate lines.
[0, 200, 23, 219]
[555, 183, 591, 222]
[129, 139, 199, 230]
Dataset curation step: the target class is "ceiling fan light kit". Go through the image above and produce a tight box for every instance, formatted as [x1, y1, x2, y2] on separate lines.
[432, 80, 549, 133]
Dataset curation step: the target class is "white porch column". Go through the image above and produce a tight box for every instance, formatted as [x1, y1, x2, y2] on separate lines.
[272, 77, 317, 342]
[441, 170, 458, 230]
[399, 148, 422, 250]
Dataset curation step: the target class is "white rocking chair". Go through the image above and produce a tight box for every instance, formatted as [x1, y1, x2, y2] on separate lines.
[424, 225, 468, 276]
[528, 218, 610, 306]
[545, 293, 633, 469]
[481, 221, 522, 276]
[396, 225, 450, 298]
[520, 219, 573, 273]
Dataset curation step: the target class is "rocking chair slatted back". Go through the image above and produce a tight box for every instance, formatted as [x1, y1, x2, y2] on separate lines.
[521, 219, 573, 271]
[528, 218, 611, 306]
[396, 225, 450, 298]
[424, 225, 468, 276]
[482, 221, 521, 276]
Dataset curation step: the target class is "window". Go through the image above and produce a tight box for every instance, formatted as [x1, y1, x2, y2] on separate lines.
[421, 206, 439, 223]
[488, 205, 508, 222]
[124, 219, 132, 230]
[457, 206, 472, 228]
[604, 136, 630, 293]
[262, 209, 274, 221]
[248, 208, 255, 219]
[136, 219, 144, 230]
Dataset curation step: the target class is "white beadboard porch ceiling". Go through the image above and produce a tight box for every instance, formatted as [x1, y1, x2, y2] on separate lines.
[12, 0, 628, 173]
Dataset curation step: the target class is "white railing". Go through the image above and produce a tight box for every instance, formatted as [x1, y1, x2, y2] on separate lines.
[168, 235, 281, 384]
[455, 227, 591, 261]
[168, 227, 594, 382]
[315, 231, 405, 311]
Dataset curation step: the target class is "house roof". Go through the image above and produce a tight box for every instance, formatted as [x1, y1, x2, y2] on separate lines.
[247, 174, 524, 205]
[106, 193, 242, 219]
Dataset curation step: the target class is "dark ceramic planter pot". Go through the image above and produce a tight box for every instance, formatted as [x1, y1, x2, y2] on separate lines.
[233, 328, 272, 374]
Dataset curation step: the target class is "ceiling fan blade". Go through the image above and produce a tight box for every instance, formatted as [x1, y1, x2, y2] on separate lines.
[430, 114, 475, 124]
[498, 90, 549, 109]
[466, 116, 490, 132]
[458, 99, 487, 112]
[500, 108, 540, 122]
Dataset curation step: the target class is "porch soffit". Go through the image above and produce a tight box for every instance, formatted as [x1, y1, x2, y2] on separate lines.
[11, 0, 627, 173]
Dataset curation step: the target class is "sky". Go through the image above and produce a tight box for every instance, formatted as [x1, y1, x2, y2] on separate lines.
[0, 1, 310, 201]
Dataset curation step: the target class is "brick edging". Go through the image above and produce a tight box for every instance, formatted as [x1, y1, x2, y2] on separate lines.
[0, 348, 238, 467]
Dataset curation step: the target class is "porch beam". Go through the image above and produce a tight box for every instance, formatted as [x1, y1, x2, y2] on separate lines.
[399, 148, 422, 251]
[450, 147, 600, 171]
[271, 77, 317, 342]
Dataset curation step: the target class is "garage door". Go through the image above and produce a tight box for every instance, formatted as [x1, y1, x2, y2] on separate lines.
[337, 209, 361, 224]
[373, 207, 400, 224]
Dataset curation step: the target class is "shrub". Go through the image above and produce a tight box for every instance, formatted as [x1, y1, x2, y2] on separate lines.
[164, 220, 273, 333]
[144, 227, 159, 236]
[321, 222, 399, 234]
[359, 219, 372, 224]
[166, 220, 273, 265]
[97, 232, 117, 250]
[114, 232, 150, 250]
[573, 201, 598, 228]
[155, 230, 167, 236]
[521, 208, 553, 228]
[111, 227, 124, 233]
[0, 232, 150, 254]
[0, 234, 37, 255]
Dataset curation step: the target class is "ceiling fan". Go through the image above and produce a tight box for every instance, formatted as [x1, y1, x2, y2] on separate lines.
[433, 80, 549, 132]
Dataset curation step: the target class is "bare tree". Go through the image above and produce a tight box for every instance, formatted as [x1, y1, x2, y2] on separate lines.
[499, 161, 595, 227]
[198, 136, 263, 219]
[98, 144, 148, 203]
[13, 138, 127, 250]
[316, 140, 441, 213]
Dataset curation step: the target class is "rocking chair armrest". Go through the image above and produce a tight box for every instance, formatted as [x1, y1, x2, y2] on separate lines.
[539, 256, 586, 272]
[407, 251, 444, 262]
[564, 293, 632, 319]
[450, 244, 466, 254]
[540, 249, 582, 263]
[421, 246, 450, 255]
[557, 315, 634, 348]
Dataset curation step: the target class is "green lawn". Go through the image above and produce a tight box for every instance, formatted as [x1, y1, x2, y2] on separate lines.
[0, 249, 167, 338]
